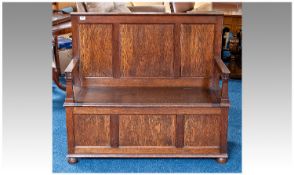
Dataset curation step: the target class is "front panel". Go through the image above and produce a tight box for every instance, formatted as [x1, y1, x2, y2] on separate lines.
[119, 115, 176, 146]
[72, 113, 222, 155]
[73, 114, 110, 146]
[184, 115, 220, 146]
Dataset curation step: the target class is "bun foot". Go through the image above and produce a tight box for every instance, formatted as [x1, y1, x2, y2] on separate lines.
[216, 157, 227, 164]
[68, 157, 78, 164]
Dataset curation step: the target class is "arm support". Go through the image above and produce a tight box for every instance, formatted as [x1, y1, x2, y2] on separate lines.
[65, 57, 79, 78]
[214, 56, 230, 77]
[214, 57, 230, 106]
[64, 57, 80, 103]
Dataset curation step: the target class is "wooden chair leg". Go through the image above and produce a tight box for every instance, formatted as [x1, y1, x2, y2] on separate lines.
[52, 66, 66, 91]
[52, 35, 66, 91]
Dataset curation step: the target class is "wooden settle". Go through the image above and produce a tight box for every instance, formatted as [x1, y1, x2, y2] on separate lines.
[64, 12, 230, 164]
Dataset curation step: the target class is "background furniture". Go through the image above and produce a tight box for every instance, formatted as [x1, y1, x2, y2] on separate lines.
[52, 2, 76, 11]
[76, 2, 167, 13]
[223, 15, 242, 36]
[52, 13, 72, 90]
[212, 3, 242, 79]
[64, 13, 230, 164]
[170, 2, 195, 12]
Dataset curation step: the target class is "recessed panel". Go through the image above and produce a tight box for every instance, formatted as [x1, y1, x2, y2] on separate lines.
[79, 24, 113, 77]
[120, 24, 174, 77]
[74, 115, 110, 146]
[184, 115, 220, 146]
[180, 24, 215, 77]
[119, 115, 176, 146]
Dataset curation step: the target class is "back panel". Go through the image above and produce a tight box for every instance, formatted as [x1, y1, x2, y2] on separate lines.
[72, 14, 223, 87]
[120, 24, 174, 77]
[79, 24, 113, 77]
[180, 24, 215, 77]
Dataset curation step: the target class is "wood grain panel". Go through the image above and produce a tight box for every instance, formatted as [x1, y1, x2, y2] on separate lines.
[180, 24, 215, 77]
[79, 24, 113, 77]
[120, 24, 174, 77]
[74, 115, 110, 146]
[184, 115, 220, 146]
[119, 115, 176, 146]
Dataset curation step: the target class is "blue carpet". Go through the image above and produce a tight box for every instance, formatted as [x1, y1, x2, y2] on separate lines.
[53, 78, 242, 173]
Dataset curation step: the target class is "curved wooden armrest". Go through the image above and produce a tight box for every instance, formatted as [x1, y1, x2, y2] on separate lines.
[214, 56, 230, 79]
[65, 57, 79, 80]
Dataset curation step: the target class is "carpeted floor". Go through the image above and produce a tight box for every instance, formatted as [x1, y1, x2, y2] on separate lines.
[53, 78, 242, 173]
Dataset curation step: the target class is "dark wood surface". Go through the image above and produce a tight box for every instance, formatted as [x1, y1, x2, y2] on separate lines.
[74, 87, 219, 106]
[52, 13, 71, 26]
[64, 13, 230, 163]
[52, 21, 71, 35]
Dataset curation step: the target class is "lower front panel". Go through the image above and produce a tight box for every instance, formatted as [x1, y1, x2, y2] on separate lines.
[70, 114, 224, 157]
[119, 115, 176, 146]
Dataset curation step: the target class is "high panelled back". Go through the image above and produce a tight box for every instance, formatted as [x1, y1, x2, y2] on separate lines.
[71, 14, 223, 87]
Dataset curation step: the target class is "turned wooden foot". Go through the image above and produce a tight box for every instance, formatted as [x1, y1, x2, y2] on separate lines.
[216, 157, 227, 164]
[67, 157, 78, 164]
